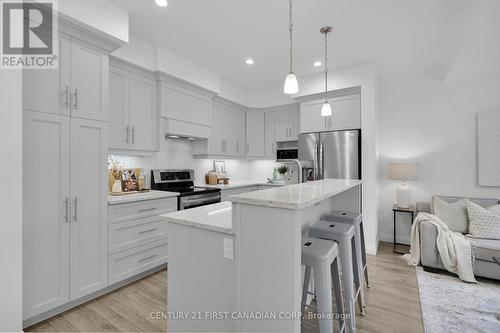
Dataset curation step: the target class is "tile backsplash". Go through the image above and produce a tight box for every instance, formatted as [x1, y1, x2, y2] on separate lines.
[110, 139, 277, 188]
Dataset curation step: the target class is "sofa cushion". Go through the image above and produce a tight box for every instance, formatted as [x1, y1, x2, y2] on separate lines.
[432, 197, 469, 233]
[467, 201, 500, 240]
[467, 237, 500, 262]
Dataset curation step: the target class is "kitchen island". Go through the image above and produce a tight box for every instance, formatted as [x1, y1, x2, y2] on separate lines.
[161, 179, 362, 332]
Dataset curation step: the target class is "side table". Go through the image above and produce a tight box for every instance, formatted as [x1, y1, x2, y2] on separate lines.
[393, 204, 415, 254]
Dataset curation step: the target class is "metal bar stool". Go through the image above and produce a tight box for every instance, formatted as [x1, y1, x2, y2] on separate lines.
[309, 221, 364, 333]
[301, 237, 345, 333]
[324, 211, 370, 288]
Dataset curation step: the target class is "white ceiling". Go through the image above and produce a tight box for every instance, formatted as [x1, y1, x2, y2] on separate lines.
[111, 0, 481, 92]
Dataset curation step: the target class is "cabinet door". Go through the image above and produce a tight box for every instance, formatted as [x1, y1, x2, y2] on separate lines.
[275, 109, 290, 142]
[330, 94, 361, 130]
[300, 100, 326, 133]
[70, 38, 109, 121]
[130, 73, 157, 151]
[23, 35, 70, 116]
[161, 82, 211, 126]
[23, 111, 70, 319]
[209, 103, 226, 155]
[229, 109, 246, 156]
[290, 109, 300, 140]
[70, 118, 108, 300]
[246, 112, 265, 156]
[264, 111, 276, 157]
[109, 65, 130, 149]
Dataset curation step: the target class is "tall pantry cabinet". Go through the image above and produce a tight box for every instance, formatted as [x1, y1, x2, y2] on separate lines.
[22, 27, 116, 324]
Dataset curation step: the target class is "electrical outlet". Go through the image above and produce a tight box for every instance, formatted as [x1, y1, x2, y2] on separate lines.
[223, 238, 234, 260]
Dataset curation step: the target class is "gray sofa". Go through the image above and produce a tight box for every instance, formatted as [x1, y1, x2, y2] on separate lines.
[417, 195, 500, 280]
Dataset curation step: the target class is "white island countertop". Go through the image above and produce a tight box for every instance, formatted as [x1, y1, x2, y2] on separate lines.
[198, 181, 284, 190]
[108, 190, 179, 205]
[160, 202, 234, 235]
[229, 179, 363, 210]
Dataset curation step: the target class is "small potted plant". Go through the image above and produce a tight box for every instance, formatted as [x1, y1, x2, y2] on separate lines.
[276, 165, 290, 182]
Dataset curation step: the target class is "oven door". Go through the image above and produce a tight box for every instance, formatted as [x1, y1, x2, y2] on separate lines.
[179, 192, 221, 210]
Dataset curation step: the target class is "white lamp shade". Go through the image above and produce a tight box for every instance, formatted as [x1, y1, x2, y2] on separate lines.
[388, 162, 418, 181]
[321, 102, 332, 116]
[283, 72, 299, 94]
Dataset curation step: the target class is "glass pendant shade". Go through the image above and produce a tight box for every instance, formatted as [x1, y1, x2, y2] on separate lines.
[284, 72, 299, 94]
[321, 102, 332, 116]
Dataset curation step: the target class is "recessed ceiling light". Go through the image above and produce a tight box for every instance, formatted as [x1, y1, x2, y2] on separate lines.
[245, 58, 254, 65]
[313, 61, 322, 67]
[155, 0, 168, 7]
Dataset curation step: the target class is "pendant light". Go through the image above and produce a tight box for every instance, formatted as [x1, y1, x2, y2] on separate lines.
[283, 0, 299, 94]
[320, 26, 332, 116]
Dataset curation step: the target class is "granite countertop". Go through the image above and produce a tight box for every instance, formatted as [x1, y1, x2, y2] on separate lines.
[160, 202, 234, 235]
[229, 179, 363, 210]
[108, 190, 179, 205]
[198, 180, 285, 190]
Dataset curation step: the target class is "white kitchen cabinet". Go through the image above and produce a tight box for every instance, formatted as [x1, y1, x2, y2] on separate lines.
[264, 111, 276, 157]
[69, 118, 108, 300]
[275, 106, 300, 142]
[23, 36, 108, 122]
[23, 111, 71, 319]
[300, 94, 361, 133]
[23, 35, 71, 116]
[70, 39, 109, 122]
[108, 197, 176, 284]
[158, 74, 216, 139]
[246, 112, 265, 157]
[109, 61, 158, 152]
[192, 98, 246, 157]
[23, 112, 109, 318]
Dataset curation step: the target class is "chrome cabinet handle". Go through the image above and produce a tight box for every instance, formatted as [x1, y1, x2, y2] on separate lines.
[131, 126, 135, 144]
[73, 197, 78, 222]
[139, 228, 158, 234]
[139, 254, 157, 263]
[64, 86, 69, 107]
[246, 143, 249, 154]
[236, 141, 239, 153]
[64, 197, 69, 222]
[126, 125, 130, 143]
[272, 142, 275, 153]
[138, 207, 157, 213]
[73, 88, 78, 110]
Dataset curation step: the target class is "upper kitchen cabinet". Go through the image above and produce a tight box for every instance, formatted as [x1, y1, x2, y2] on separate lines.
[274, 104, 300, 142]
[192, 97, 246, 157]
[158, 73, 216, 139]
[23, 35, 109, 122]
[300, 94, 361, 133]
[246, 111, 265, 157]
[109, 59, 158, 153]
[264, 111, 276, 157]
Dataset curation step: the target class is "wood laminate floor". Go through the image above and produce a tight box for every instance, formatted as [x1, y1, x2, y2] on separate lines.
[26, 242, 423, 333]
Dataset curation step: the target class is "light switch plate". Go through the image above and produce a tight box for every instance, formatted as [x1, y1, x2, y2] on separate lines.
[223, 238, 234, 260]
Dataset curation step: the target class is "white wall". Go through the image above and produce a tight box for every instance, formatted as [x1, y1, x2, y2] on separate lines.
[0, 71, 23, 331]
[59, 0, 129, 42]
[111, 139, 277, 188]
[378, 72, 500, 243]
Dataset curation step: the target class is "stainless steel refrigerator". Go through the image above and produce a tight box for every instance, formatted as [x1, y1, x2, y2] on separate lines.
[298, 130, 361, 180]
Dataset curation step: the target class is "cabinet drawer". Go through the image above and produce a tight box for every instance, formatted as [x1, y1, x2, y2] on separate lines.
[109, 215, 168, 254]
[109, 198, 177, 224]
[109, 239, 167, 285]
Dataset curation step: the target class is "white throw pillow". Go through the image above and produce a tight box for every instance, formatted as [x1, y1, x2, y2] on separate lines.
[466, 201, 500, 240]
[432, 197, 469, 233]
[488, 204, 500, 215]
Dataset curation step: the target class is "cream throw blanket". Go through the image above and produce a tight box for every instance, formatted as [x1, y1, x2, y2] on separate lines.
[407, 213, 477, 283]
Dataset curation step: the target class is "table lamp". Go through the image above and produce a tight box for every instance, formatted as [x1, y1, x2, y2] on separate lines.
[388, 162, 418, 208]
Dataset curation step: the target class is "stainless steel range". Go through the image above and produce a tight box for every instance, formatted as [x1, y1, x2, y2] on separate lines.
[150, 169, 221, 210]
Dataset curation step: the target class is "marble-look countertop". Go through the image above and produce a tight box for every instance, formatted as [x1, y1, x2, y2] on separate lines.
[198, 180, 285, 190]
[229, 179, 363, 210]
[108, 190, 179, 205]
[160, 202, 234, 235]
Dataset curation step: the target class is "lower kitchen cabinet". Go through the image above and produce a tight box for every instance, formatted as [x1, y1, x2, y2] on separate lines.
[108, 197, 177, 284]
[23, 110, 108, 320]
